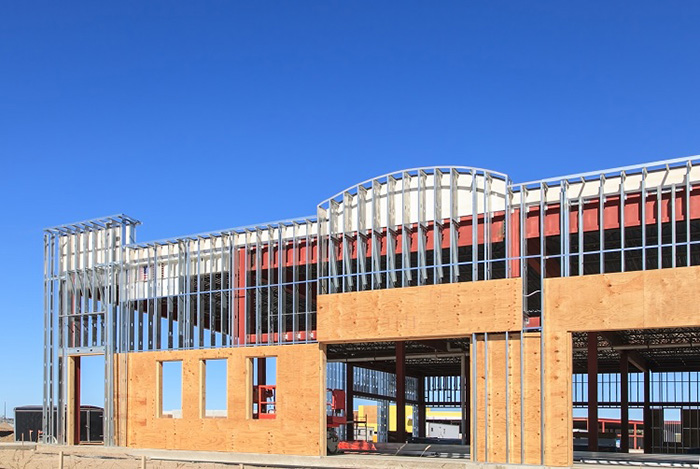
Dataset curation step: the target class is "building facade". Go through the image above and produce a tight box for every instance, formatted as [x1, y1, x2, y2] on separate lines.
[44, 156, 700, 465]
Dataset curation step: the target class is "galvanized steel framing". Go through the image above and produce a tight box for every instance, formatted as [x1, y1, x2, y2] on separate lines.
[43, 156, 700, 462]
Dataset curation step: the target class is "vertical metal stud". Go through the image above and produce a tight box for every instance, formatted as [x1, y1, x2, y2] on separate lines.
[672, 184, 677, 268]
[450, 168, 460, 282]
[387, 175, 397, 288]
[620, 171, 626, 272]
[434, 169, 444, 284]
[401, 171, 413, 287]
[371, 180, 382, 290]
[484, 174, 492, 280]
[417, 170, 428, 285]
[342, 191, 354, 292]
[686, 162, 692, 266]
[357, 185, 368, 290]
[657, 185, 663, 269]
[471, 170, 478, 281]
[642, 169, 647, 270]
[278, 226, 285, 344]
[599, 175, 606, 274]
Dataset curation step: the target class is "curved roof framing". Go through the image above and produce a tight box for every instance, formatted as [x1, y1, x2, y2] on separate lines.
[44, 154, 700, 247]
[318, 165, 510, 207]
[317, 166, 512, 236]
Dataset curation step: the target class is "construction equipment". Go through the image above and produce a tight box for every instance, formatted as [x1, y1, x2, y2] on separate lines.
[253, 385, 276, 419]
[326, 389, 346, 454]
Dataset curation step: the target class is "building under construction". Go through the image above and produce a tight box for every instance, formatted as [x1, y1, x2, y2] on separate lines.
[43, 155, 700, 466]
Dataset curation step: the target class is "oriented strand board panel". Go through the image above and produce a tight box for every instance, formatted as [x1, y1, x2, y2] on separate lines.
[317, 278, 522, 343]
[119, 344, 325, 456]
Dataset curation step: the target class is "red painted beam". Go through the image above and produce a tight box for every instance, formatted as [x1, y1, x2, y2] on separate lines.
[396, 342, 406, 442]
[588, 332, 599, 452]
[620, 351, 629, 453]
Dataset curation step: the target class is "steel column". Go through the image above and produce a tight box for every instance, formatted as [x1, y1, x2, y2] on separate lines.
[643, 369, 652, 453]
[620, 351, 629, 453]
[461, 352, 468, 446]
[396, 341, 406, 442]
[345, 363, 354, 440]
[587, 332, 599, 451]
[417, 377, 426, 438]
[257, 357, 266, 386]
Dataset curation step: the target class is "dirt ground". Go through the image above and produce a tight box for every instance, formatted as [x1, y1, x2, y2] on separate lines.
[0, 425, 13, 443]
[0, 448, 278, 469]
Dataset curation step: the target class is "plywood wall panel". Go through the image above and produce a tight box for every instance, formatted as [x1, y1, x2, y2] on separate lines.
[545, 266, 700, 333]
[544, 272, 646, 332]
[471, 332, 542, 465]
[522, 332, 542, 465]
[118, 344, 325, 456]
[542, 328, 572, 467]
[643, 267, 700, 328]
[486, 334, 507, 462]
[318, 279, 522, 343]
[542, 265, 700, 467]
[472, 336, 486, 462]
[507, 334, 522, 464]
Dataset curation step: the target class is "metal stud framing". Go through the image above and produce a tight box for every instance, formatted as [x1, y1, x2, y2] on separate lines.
[43, 156, 700, 462]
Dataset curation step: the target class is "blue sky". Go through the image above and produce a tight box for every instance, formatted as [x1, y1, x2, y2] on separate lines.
[1, 1, 700, 413]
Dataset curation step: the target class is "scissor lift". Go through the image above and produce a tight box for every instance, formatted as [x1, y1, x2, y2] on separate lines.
[253, 384, 277, 419]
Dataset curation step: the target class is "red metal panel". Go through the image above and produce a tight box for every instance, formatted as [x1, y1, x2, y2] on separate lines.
[524, 186, 700, 237]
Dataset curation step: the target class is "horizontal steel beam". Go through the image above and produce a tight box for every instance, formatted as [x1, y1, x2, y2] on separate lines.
[61, 346, 105, 356]
[328, 352, 466, 363]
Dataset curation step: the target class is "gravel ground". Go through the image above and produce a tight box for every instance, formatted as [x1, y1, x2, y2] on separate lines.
[0, 448, 271, 469]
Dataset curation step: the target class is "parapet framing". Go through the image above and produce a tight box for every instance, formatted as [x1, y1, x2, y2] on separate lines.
[43, 155, 700, 465]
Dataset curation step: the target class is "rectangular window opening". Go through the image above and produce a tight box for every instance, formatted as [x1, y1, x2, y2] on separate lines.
[249, 356, 277, 419]
[202, 358, 228, 418]
[159, 360, 182, 419]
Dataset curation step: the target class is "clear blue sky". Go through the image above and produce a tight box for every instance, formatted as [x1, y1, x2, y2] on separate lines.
[1, 1, 700, 414]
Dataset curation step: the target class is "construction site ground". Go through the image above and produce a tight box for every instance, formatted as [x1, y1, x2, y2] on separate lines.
[1, 443, 699, 469]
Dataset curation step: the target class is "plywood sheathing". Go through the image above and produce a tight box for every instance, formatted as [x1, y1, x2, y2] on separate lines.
[472, 332, 541, 465]
[317, 278, 522, 343]
[116, 344, 326, 456]
[66, 356, 78, 445]
[543, 265, 700, 466]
